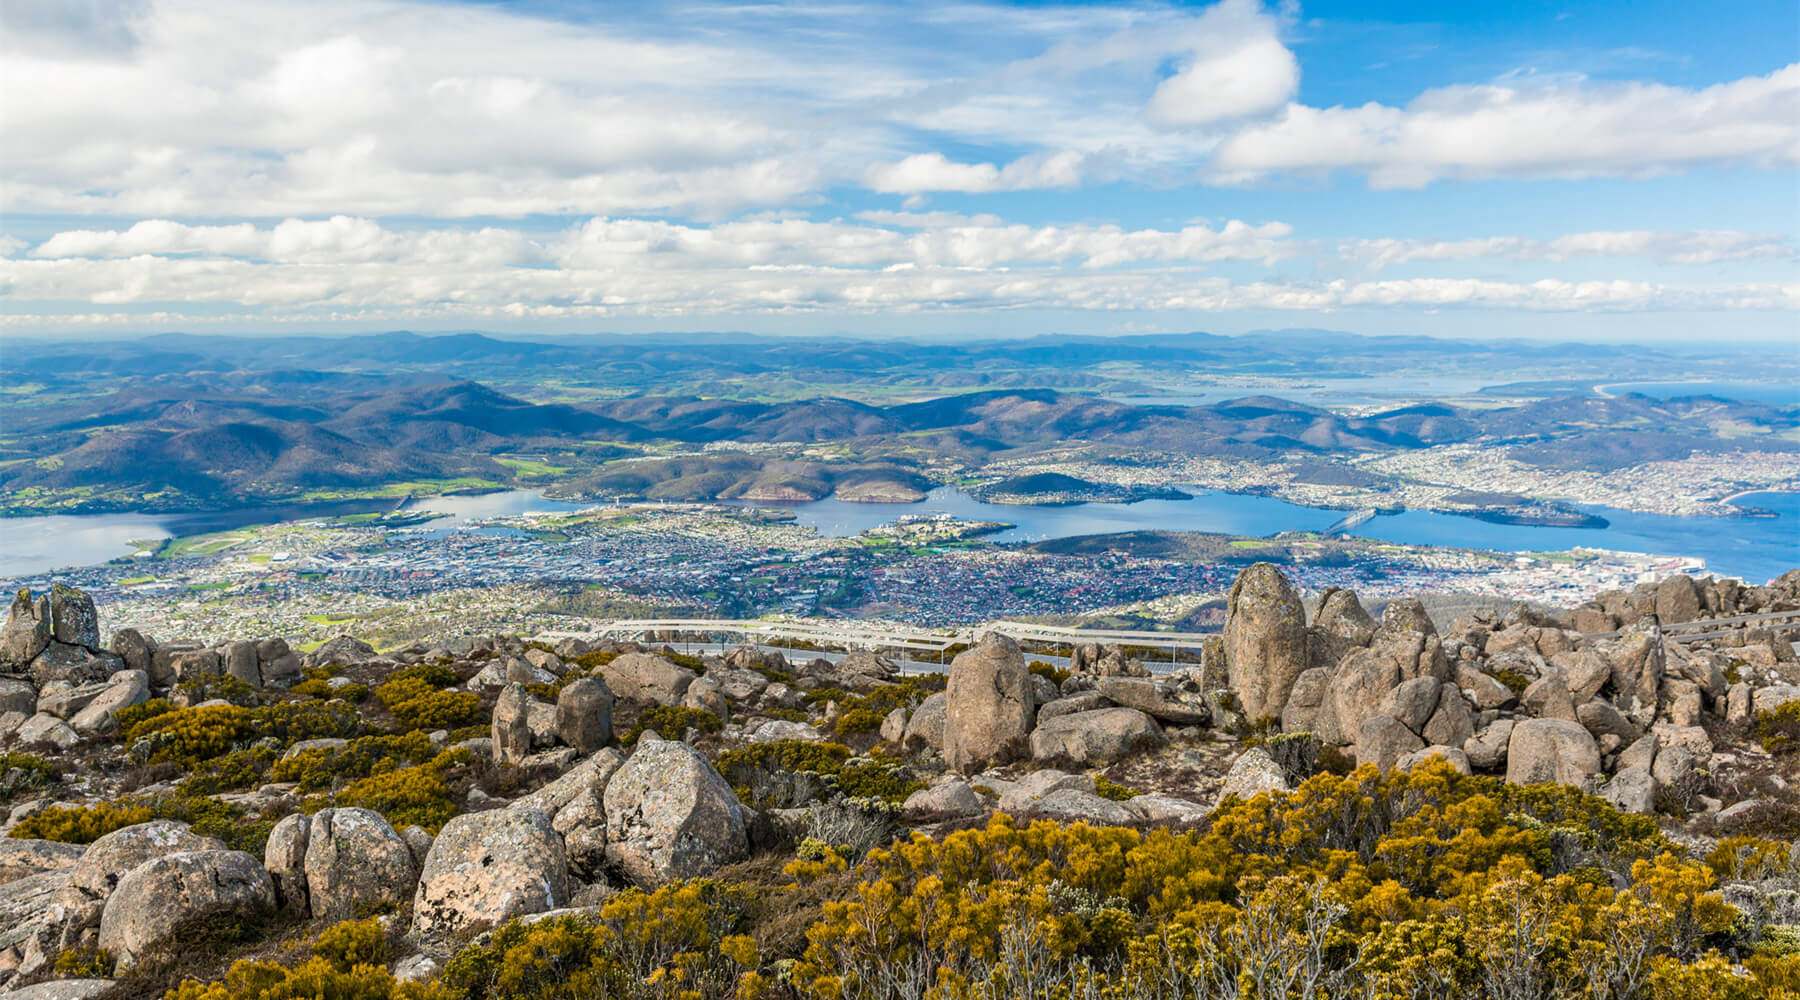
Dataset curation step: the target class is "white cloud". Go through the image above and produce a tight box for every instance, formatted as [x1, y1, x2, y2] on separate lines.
[1213, 64, 1800, 186]
[862, 151, 1087, 193]
[1344, 230, 1794, 271]
[1144, 0, 1297, 126]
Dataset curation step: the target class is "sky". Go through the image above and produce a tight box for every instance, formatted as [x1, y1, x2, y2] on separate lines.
[1, 0, 1796, 342]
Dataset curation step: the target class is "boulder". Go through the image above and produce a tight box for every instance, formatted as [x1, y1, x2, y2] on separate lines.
[879, 707, 908, 743]
[308, 636, 377, 666]
[263, 814, 309, 918]
[0, 980, 116, 999]
[1122, 795, 1211, 825]
[1028, 708, 1162, 767]
[0, 677, 33, 717]
[1035, 692, 1111, 724]
[109, 630, 154, 675]
[1356, 714, 1425, 774]
[901, 692, 947, 752]
[943, 636, 1034, 773]
[98, 850, 273, 967]
[1020, 788, 1135, 825]
[1576, 699, 1639, 741]
[492, 683, 532, 766]
[1596, 628, 1663, 721]
[1548, 650, 1612, 703]
[555, 677, 614, 754]
[1655, 575, 1702, 624]
[1725, 682, 1754, 725]
[1279, 666, 1331, 733]
[1521, 674, 1577, 722]
[1464, 720, 1514, 770]
[1754, 685, 1800, 715]
[48, 585, 100, 650]
[68, 671, 150, 737]
[747, 719, 823, 743]
[1223, 563, 1309, 721]
[1220, 747, 1290, 800]
[1600, 767, 1657, 815]
[1456, 663, 1516, 711]
[1378, 677, 1441, 733]
[1094, 676, 1208, 725]
[603, 738, 747, 885]
[27, 644, 121, 689]
[1313, 587, 1378, 646]
[412, 808, 569, 941]
[1421, 685, 1476, 749]
[0, 590, 52, 668]
[222, 641, 260, 688]
[168, 649, 221, 681]
[902, 781, 988, 821]
[997, 770, 1094, 815]
[0, 840, 83, 886]
[14, 715, 77, 750]
[598, 653, 697, 706]
[1505, 719, 1601, 788]
[68, 821, 226, 901]
[1396, 746, 1471, 774]
[680, 676, 729, 719]
[304, 808, 417, 922]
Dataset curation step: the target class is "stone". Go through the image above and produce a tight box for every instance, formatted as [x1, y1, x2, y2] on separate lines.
[493, 683, 532, 766]
[997, 770, 1093, 815]
[1521, 674, 1577, 722]
[1548, 650, 1612, 703]
[1223, 563, 1309, 721]
[14, 715, 77, 751]
[943, 635, 1034, 773]
[747, 719, 823, 743]
[1505, 719, 1601, 788]
[1122, 795, 1210, 825]
[1465, 719, 1513, 770]
[27, 644, 121, 689]
[1356, 713, 1426, 774]
[1725, 682, 1754, 725]
[1035, 692, 1111, 724]
[1319, 646, 1398, 746]
[1091, 676, 1203, 725]
[1278, 666, 1330, 732]
[411, 808, 569, 941]
[603, 738, 747, 885]
[556, 677, 614, 754]
[0, 678, 32, 718]
[263, 814, 309, 918]
[1753, 685, 1800, 715]
[1220, 747, 1290, 800]
[1028, 708, 1162, 767]
[0, 591, 51, 670]
[902, 781, 987, 821]
[526, 699, 559, 746]
[1655, 575, 1702, 624]
[1653, 724, 1714, 758]
[1422, 685, 1476, 749]
[1313, 587, 1378, 646]
[709, 668, 768, 704]
[1600, 767, 1658, 814]
[1576, 699, 1639, 741]
[879, 707, 908, 743]
[0, 980, 117, 999]
[1021, 788, 1135, 825]
[1380, 598, 1437, 638]
[0, 840, 82, 886]
[98, 850, 273, 967]
[1396, 746, 1471, 774]
[1457, 663, 1516, 711]
[680, 676, 729, 719]
[169, 649, 221, 681]
[222, 641, 260, 687]
[524, 648, 564, 675]
[48, 585, 100, 651]
[1378, 676, 1441, 733]
[109, 629, 154, 675]
[1030, 673, 1060, 709]
[307, 635, 377, 666]
[1618, 734, 1659, 773]
[834, 650, 900, 690]
[68, 821, 227, 900]
[68, 672, 149, 737]
[901, 692, 947, 752]
[1597, 628, 1663, 721]
[598, 653, 697, 706]
[304, 807, 417, 922]
[1651, 745, 1697, 788]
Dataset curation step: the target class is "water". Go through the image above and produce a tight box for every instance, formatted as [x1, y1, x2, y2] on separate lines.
[4, 487, 1796, 585]
[1105, 374, 1501, 410]
[743, 487, 1800, 585]
[1596, 381, 1799, 406]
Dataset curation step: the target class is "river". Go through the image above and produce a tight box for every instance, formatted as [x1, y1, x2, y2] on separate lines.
[2, 487, 1794, 584]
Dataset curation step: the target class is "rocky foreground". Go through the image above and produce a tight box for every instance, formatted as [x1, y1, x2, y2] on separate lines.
[0, 568, 1794, 998]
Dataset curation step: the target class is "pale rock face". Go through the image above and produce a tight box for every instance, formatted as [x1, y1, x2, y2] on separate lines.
[304, 807, 418, 923]
[902, 692, 947, 752]
[1094, 676, 1209, 725]
[602, 738, 747, 885]
[598, 653, 697, 706]
[1220, 746, 1290, 801]
[1600, 767, 1658, 815]
[492, 683, 533, 766]
[223, 641, 261, 688]
[747, 719, 823, 743]
[942, 636, 1034, 773]
[15, 715, 78, 750]
[902, 781, 987, 821]
[1025, 788, 1136, 825]
[0, 840, 83, 886]
[1355, 713, 1425, 774]
[1654, 575, 1702, 624]
[1223, 563, 1309, 722]
[98, 850, 273, 968]
[69, 671, 150, 737]
[1575, 699, 1639, 741]
[68, 821, 227, 903]
[1378, 676, 1441, 734]
[1521, 674, 1577, 722]
[878, 707, 909, 743]
[1027, 707, 1162, 767]
[411, 808, 569, 941]
[1505, 718, 1601, 788]
[1035, 692, 1110, 725]
[681, 676, 729, 719]
[997, 770, 1093, 815]
[556, 676, 614, 754]
[1596, 627, 1663, 722]
[0, 590, 52, 668]
[1464, 719, 1514, 770]
[1548, 649, 1612, 703]
[1123, 795, 1211, 824]
[263, 814, 310, 918]
[1312, 588, 1378, 646]
[110, 629, 155, 675]
[48, 585, 101, 651]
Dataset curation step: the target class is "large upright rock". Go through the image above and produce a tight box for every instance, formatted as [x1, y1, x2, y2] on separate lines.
[263, 814, 310, 918]
[0, 590, 51, 669]
[556, 677, 614, 753]
[48, 585, 100, 651]
[493, 683, 532, 766]
[303, 808, 417, 922]
[109, 630, 154, 675]
[1313, 588, 1378, 646]
[222, 641, 260, 688]
[902, 692, 947, 753]
[598, 653, 696, 706]
[942, 635, 1034, 773]
[603, 738, 747, 885]
[412, 808, 568, 941]
[1655, 575, 1702, 625]
[98, 851, 272, 968]
[1223, 564, 1309, 722]
[1505, 719, 1601, 788]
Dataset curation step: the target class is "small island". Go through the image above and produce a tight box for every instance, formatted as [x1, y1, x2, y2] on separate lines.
[970, 472, 1192, 506]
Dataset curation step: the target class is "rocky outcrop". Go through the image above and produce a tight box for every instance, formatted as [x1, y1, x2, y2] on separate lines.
[1223, 564, 1309, 721]
[303, 808, 417, 922]
[0, 590, 52, 670]
[48, 585, 100, 651]
[98, 850, 273, 968]
[598, 653, 697, 706]
[1028, 708, 1162, 767]
[412, 808, 569, 941]
[943, 635, 1034, 773]
[263, 814, 310, 918]
[493, 682, 533, 766]
[556, 677, 614, 754]
[1094, 675, 1209, 725]
[603, 738, 747, 885]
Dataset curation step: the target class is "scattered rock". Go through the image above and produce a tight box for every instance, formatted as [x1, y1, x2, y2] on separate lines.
[98, 850, 273, 968]
[943, 635, 1034, 773]
[603, 738, 747, 885]
[1028, 708, 1162, 767]
[412, 808, 569, 941]
[304, 808, 418, 923]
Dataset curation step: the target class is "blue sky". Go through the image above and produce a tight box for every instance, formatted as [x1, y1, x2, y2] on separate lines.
[1, 0, 1794, 341]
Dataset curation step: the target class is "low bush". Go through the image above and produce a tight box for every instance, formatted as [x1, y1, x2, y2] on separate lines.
[272, 732, 438, 792]
[715, 739, 921, 808]
[375, 665, 480, 733]
[0, 751, 59, 801]
[1757, 702, 1800, 756]
[623, 705, 722, 745]
[9, 794, 275, 853]
[124, 701, 359, 765]
[1029, 659, 1071, 686]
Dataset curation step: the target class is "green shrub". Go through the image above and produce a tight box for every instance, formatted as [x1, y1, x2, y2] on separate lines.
[9, 794, 274, 853]
[1094, 776, 1139, 801]
[178, 746, 278, 796]
[624, 705, 722, 745]
[1029, 660, 1071, 686]
[376, 666, 480, 732]
[1757, 702, 1800, 756]
[176, 673, 256, 705]
[313, 918, 389, 972]
[330, 762, 456, 833]
[272, 732, 437, 792]
[0, 752, 59, 801]
[714, 740, 921, 807]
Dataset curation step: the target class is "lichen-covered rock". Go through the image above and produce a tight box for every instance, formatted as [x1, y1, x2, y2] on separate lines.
[411, 808, 568, 941]
[902, 781, 987, 821]
[598, 653, 696, 706]
[1377, 676, 1441, 734]
[1093, 676, 1208, 725]
[263, 813, 309, 918]
[879, 707, 908, 743]
[68, 821, 227, 902]
[1313, 587, 1378, 646]
[1505, 718, 1601, 788]
[1599, 767, 1657, 815]
[1464, 719, 1513, 770]
[27, 644, 122, 689]
[556, 676, 614, 754]
[48, 585, 100, 651]
[1654, 575, 1702, 624]
[1421, 685, 1475, 749]
[0, 590, 51, 670]
[0, 840, 82, 886]
[1396, 746, 1471, 774]
[603, 738, 747, 885]
[68, 671, 149, 737]
[902, 692, 947, 753]
[943, 635, 1034, 773]
[1356, 713, 1425, 774]
[1020, 788, 1134, 825]
[304, 807, 417, 922]
[1220, 746, 1290, 800]
[109, 629, 154, 675]
[98, 850, 272, 967]
[492, 682, 532, 766]
[14, 714, 78, 750]
[222, 640, 260, 688]
[1028, 707, 1162, 767]
[1223, 563, 1309, 721]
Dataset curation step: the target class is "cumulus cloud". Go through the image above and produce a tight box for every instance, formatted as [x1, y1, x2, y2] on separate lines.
[1213, 65, 1800, 186]
[1143, 0, 1297, 127]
